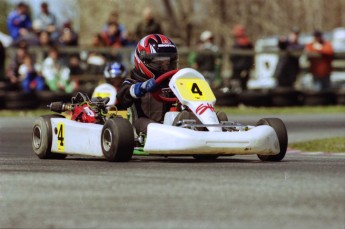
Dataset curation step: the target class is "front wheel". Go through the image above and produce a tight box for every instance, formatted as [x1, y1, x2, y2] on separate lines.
[256, 118, 288, 162]
[101, 117, 134, 162]
[32, 114, 67, 159]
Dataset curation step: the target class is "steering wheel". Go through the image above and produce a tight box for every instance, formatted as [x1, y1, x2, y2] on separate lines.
[152, 69, 179, 103]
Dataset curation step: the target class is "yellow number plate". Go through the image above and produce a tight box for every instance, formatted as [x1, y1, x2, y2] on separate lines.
[93, 92, 111, 98]
[175, 78, 215, 101]
[57, 122, 65, 152]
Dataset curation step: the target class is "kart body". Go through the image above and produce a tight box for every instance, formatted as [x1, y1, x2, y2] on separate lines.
[32, 68, 287, 162]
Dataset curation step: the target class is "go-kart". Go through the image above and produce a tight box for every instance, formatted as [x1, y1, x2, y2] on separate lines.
[32, 68, 287, 162]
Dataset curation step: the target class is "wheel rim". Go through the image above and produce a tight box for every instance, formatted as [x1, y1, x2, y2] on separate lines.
[102, 128, 112, 152]
[33, 125, 42, 149]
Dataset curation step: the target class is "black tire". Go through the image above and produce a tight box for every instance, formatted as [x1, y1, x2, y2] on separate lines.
[256, 118, 288, 162]
[238, 90, 272, 107]
[5, 91, 39, 110]
[193, 155, 219, 160]
[32, 114, 67, 159]
[214, 90, 239, 107]
[271, 88, 302, 107]
[101, 117, 134, 162]
[302, 90, 336, 106]
[336, 89, 345, 105]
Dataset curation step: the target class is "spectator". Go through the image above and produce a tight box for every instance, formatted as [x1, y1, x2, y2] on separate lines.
[305, 30, 334, 90]
[57, 21, 78, 46]
[6, 41, 29, 87]
[41, 47, 76, 93]
[103, 10, 126, 38]
[194, 31, 220, 87]
[135, 7, 163, 40]
[273, 27, 304, 88]
[100, 22, 124, 47]
[7, 2, 32, 41]
[68, 55, 84, 75]
[18, 55, 45, 92]
[38, 31, 53, 47]
[35, 2, 57, 37]
[86, 33, 107, 74]
[230, 24, 254, 91]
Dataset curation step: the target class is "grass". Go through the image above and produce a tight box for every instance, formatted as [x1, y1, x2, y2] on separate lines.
[1, 105, 345, 117]
[289, 137, 345, 153]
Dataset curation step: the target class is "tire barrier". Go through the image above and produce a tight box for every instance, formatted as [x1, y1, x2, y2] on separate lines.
[4, 92, 39, 110]
[0, 80, 344, 109]
[336, 89, 345, 105]
[36, 91, 74, 109]
[214, 89, 239, 107]
[302, 90, 337, 106]
[238, 89, 272, 107]
[271, 88, 303, 107]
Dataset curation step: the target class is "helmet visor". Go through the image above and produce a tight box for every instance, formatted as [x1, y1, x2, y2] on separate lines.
[146, 56, 178, 75]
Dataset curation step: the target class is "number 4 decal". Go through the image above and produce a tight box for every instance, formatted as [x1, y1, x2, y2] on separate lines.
[57, 122, 65, 152]
[191, 83, 203, 96]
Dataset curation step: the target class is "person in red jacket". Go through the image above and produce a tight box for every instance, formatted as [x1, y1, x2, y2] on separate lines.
[305, 30, 334, 90]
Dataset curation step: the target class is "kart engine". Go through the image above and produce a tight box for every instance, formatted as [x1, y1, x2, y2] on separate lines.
[48, 92, 110, 124]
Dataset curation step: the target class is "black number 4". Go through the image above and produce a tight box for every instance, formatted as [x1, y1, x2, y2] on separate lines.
[191, 83, 202, 96]
[58, 125, 64, 146]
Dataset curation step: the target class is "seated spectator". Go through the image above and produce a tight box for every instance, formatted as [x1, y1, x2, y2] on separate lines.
[18, 55, 45, 92]
[6, 41, 29, 87]
[135, 7, 163, 41]
[41, 47, 77, 93]
[68, 55, 84, 75]
[38, 31, 53, 47]
[7, 2, 32, 42]
[36, 2, 57, 34]
[103, 10, 126, 38]
[86, 33, 107, 74]
[100, 22, 124, 47]
[57, 21, 78, 46]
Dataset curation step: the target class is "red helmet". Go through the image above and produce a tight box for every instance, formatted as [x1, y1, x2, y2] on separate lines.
[134, 34, 178, 79]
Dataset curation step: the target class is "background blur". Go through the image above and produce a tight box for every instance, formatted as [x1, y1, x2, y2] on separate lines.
[0, 0, 345, 109]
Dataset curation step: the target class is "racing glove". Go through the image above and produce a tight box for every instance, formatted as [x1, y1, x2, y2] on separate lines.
[130, 78, 157, 98]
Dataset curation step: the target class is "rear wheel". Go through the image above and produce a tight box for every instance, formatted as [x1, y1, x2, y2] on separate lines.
[32, 114, 67, 159]
[256, 118, 288, 162]
[101, 117, 134, 162]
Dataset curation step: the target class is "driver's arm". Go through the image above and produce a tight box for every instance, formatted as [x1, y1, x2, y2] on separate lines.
[116, 78, 157, 108]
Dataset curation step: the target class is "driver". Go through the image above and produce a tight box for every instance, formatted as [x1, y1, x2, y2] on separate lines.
[92, 61, 127, 106]
[116, 34, 178, 134]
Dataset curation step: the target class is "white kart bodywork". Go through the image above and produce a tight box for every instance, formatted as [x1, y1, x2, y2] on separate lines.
[50, 118, 104, 157]
[144, 123, 279, 155]
[143, 68, 280, 156]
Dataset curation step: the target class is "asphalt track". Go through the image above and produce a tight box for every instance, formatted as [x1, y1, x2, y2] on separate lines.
[1, 114, 345, 228]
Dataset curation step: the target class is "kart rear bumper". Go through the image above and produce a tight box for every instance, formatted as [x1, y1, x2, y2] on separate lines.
[144, 124, 280, 155]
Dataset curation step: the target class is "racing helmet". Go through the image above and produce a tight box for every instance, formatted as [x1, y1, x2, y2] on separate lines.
[134, 34, 178, 79]
[104, 62, 127, 79]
